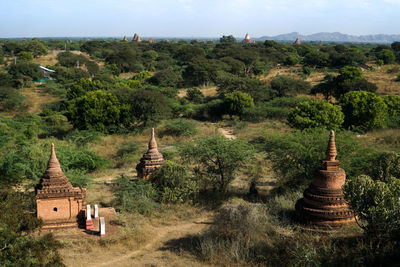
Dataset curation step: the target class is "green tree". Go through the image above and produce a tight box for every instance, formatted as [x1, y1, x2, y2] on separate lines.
[180, 136, 254, 192]
[223, 91, 254, 119]
[384, 95, 400, 127]
[23, 38, 48, 58]
[18, 51, 33, 61]
[151, 160, 199, 203]
[0, 190, 64, 266]
[340, 91, 387, 132]
[149, 68, 182, 88]
[117, 89, 171, 127]
[220, 35, 237, 44]
[8, 63, 42, 86]
[69, 90, 121, 132]
[302, 51, 329, 68]
[377, 49, 395, 64]
[270, 76, 311, 97]
[186, 88, 204, 103]
[288, 99, 344, 130]
[333, 66, 377, 99]
[343, 175, 400, 252]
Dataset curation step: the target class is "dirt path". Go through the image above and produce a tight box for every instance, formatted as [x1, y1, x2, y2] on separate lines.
[98, 214, 214, 267]
[218, 127, 236, 139]
[21, 86, 58, 114]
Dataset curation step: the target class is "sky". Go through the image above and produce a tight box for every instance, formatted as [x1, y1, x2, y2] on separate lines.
[1, 0, 400, 38]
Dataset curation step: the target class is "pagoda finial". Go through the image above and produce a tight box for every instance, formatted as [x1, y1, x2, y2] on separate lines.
[148, 128, 158, 152]
[45, 143, 64, 177]
[326, 130, 337, 161]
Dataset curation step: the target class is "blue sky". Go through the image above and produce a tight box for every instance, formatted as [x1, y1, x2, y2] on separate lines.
[1, 0, 400, 38]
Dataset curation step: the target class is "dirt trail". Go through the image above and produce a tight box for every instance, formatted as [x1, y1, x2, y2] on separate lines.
[218, 127, 236, 139]
[22, 87, 58, 114]
[98, 214, 214, 267]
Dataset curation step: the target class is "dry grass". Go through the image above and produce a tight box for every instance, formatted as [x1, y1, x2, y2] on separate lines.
[260, 65, 303, 83]
[21, 85, 59, 114]
[364, 64, 400, 95]
[178, 86, 218, 98]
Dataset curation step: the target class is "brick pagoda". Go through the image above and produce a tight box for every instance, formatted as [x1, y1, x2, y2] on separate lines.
[36, 144, 86, 229]
[243, 33, 255, 43]
[294, 37, 301, 45]
[132, 33, 142, 43]
[295, 131, 354, 227]
[136, 128, 164, 179]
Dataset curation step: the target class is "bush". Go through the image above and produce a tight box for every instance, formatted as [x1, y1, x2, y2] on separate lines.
[163, 119, 198, 137]
[344, 175, 400, 254]
[287, 99, 344, 130]
[66, 129, 101, 147]
[270, 76, 311, 97]
[180, 136, 254, 192]
[114, 176, 159, 215]
[340, 91, 387, 132]
[69, 90, 121, 132]
[384, 95, 400, 128]
[0, 87, 26, 111]
[186, 88, 204, 103]
[151, 160, 199, 203]
[223, 91, 254, 119]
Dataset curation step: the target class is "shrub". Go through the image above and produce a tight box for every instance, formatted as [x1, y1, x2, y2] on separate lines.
[344, 175, 400, 253]
[384, 95, 400, 127]
[151, 160, 199, 203]
[270, 76, 311, 97]
[287, 99, 344, 130]
[114, 176, 158, 215]
[163, 119, 198, 137]
[186, 88, 204, 103]
[0, 87, 26, 111]
[180, 136, 254, 192]
[69, 90, 121, 132]
[340, 91, 387, 132]
[66, 129, 101, 147]
[223, 91, 254, 119]
[116, 141, 141, 158]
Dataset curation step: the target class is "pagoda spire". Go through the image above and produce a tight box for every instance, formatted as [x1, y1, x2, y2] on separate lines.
[326, 130, 337, 161]
[44, 143, 64, 179]
[148, 128, 158, 153]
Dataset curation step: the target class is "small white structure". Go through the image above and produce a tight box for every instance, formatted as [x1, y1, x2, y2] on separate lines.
[38, 65, 56, 79]
[86, 205, 92, 221]
[99, 217, 106, 236]
[94, 204, 99, 219]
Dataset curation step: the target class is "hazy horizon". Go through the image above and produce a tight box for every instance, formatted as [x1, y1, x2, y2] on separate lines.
[1, 0, 400, 38]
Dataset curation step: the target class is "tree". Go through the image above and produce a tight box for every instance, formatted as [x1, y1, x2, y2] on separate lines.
[287, 99, 344, 130]
[23, 38, 47, 58]
[270, 76, 311, 97]
[117, 89, 171, 127]
[343, 175, 400, 253]
[0, 87, 26, 111]
[18, 51, 33, 61]
[8, 63, 42, 86]
[180, 136, 254, 192]
[302, 51, 329, 68]
[384, 95, 400, 127]
[186, 88, 204, 103]
[220, 35, 237, 44]
[149, 68, 182, 88]
[333, 66, 377, 99]
[69, 90, 121, 132]
[377, 49, 395, 64]
[340, 91, 387, 132]
[223, 91, 254, 119]
[0, 189, 64, 266]
[151, 160, 199, 203]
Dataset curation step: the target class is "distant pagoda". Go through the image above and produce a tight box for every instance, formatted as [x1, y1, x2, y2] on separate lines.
[36, 144, 86, 229]
[295, 131, 355, 227]
[319, 40, 323, 46]
[132, 33, 142, 43]
[136, 128, 164, 179]
[243, 33, 255, 43]
[123, 35, 127, 41]
[294, 37, 301, 45]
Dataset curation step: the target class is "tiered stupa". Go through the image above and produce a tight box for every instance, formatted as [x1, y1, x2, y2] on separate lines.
[243, 33, 255, 43]
[132, 33, 142, 43]
[295, 131, 354, 227]
[36, 144, 86, 229]
[294, 37, 301, 45]
[136, 128, 164, 179]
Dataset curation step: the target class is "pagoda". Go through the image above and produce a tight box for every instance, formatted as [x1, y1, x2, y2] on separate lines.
[243, 33, 255, 43]
[294, 37, 301, 45]
[132, 33, 142, 43]
[295, 131, 354, 227]
[136, 128, 164, 179]
[36, 144, 86, 229]
[123, 35, 127, 41]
